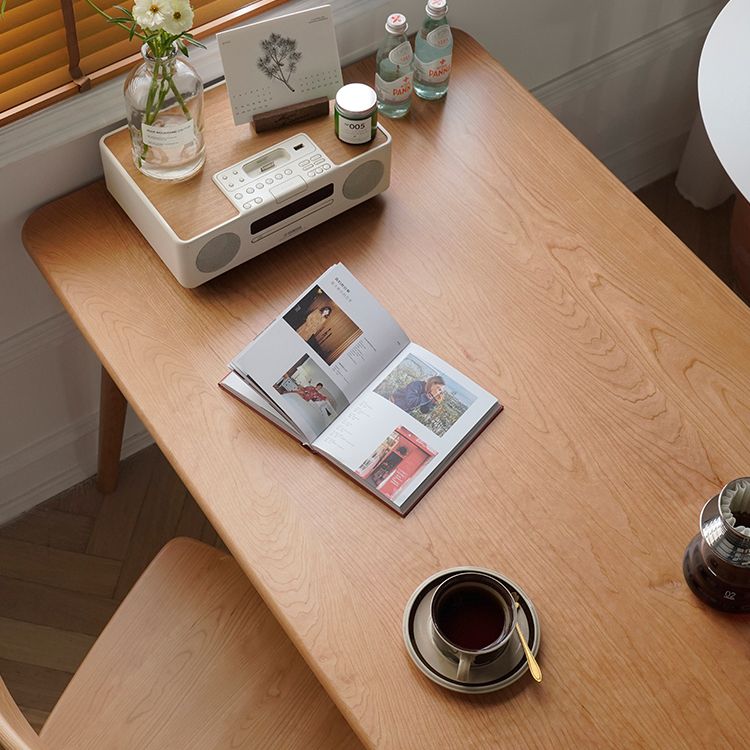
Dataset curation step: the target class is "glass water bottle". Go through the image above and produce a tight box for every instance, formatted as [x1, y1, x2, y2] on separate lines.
[375, 13, 414, 118]
[414, 0, 453, 100]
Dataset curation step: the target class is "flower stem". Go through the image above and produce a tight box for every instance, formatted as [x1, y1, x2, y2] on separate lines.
[136, 41, 194, 167]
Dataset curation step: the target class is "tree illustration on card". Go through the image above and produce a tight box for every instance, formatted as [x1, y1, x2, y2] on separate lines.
[257, 33, 302, 92]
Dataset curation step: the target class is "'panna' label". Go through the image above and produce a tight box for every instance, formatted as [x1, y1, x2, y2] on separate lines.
[375, 72, 412, 104]
[426, 25, 452, 48]
[388, 40, 413, 66]
[338, 115, 372, 144]
[141, 119, 195, 148]
[414, 53, 452, 83]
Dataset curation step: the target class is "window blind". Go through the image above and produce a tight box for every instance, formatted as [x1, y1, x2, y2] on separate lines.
[0, 0, 288, 126]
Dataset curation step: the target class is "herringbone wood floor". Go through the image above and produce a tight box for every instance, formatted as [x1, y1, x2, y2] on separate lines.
[0, 175, 737, 732]
[0, 444, 225, 730]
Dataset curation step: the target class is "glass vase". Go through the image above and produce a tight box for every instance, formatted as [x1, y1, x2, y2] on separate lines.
[123, 44, 205, 182]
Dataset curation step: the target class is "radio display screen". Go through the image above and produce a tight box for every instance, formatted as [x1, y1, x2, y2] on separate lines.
[250, 183, 334, 235]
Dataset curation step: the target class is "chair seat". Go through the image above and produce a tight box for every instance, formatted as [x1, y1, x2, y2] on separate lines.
[39, 538, 361, 750]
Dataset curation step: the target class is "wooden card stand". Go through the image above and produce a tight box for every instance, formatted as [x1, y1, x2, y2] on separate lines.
[252, 96, 330, 133]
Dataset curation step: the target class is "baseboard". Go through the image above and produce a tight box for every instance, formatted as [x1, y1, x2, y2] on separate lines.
[0, 312, 154, 525]
[0, 416, 153, 527]
[603, 124, 694, 192]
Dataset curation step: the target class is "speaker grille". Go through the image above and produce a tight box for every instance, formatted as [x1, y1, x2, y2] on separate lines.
[195, 233, 241, 273]
[342, 160, 384, 200]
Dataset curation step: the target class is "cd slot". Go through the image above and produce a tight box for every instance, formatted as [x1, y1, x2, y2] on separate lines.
[250, 183, 334, 235]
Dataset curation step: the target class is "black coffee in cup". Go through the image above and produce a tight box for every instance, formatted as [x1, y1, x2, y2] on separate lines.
[430, 572, 517, 682]
[435, 584, 507, 650]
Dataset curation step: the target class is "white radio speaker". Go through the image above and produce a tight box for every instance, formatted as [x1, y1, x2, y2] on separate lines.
[99, 85, 391, 288]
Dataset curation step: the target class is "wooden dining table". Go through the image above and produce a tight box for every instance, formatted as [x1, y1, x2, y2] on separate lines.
[23, 29, 750, 749]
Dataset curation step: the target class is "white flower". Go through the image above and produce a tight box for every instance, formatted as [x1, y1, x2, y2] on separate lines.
[161, 0, 194, 35]
[133, 0, 168, 30]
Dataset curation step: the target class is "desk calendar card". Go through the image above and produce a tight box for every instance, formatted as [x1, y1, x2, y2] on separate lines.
[221, 264, 502, 516]
[218, 5, 344, 125]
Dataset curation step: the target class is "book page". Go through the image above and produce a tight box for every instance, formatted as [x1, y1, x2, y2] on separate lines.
[219, 372, 304, 442]
[231, 263, 409, 442]
[312, 343, 499, 511]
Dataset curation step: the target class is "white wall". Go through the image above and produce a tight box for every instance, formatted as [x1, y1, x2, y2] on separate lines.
[0, 0, 725, 523]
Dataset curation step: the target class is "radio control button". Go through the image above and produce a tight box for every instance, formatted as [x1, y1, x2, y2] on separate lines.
[271, 176, 307, 204]
[255, 183, 263, 190]
[243, 201, 252, 209]
[284, 169, 292, 175]
[315, 168, 324, 174]
[238, 177, 245, 183]
[275, 174, 283, 180]
[254, 197, 263, 204]
[221, 175, 228, 180]
[232, 170, 238, 175]
[246, 187, 254, 195]
[227, 182, 235, 188]
[234, 193, 242, 199]
[322, 164, 331, 170]
[308, 171, 315, 177]
[265, 178, 273, 184]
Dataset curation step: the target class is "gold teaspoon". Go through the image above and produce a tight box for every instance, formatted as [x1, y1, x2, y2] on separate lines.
[514, 600, 542, 682]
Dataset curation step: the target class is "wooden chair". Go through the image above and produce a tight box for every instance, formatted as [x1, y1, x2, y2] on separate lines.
[0, 538, 362, 750]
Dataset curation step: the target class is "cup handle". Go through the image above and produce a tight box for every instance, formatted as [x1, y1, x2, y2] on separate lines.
[456, 652, 474, 682]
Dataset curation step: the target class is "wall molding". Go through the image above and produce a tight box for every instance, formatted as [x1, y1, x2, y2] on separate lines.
[531, 3, 722, 109]
[0, 312, 77, 375]
[530, 1, 722, 191]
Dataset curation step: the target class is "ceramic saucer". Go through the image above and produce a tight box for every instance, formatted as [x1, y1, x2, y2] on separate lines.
[402, 566, 541, 694]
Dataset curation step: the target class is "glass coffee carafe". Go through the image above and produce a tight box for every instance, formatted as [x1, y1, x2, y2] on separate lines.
[683, 477, 750, 613]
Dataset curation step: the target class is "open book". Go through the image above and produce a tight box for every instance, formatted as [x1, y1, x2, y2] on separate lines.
[221, 263, 502, 515]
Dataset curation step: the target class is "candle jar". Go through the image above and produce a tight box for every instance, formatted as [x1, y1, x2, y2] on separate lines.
[334, 84, 378, 145]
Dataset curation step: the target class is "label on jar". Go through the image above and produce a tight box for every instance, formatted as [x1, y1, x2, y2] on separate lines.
[337, 113, 373, 144]
[414, 53, 452, 83]
[388, 40, 413, 66]
[375, 72, 412, 104]
[141, 119, 195, 148]
[426, 25, 452, 49]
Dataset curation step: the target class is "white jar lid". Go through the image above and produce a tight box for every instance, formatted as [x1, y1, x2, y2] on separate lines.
[426, 0, 447, 18]
[335, 83, 377, 118]
[386, 13, 408, 34]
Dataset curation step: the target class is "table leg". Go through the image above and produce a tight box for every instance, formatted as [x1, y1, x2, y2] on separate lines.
[97, 366, 127, 493]
[730, 194, 750, 301]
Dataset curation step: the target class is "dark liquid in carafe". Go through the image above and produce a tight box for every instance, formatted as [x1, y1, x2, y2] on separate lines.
[436, 586, 505, 650]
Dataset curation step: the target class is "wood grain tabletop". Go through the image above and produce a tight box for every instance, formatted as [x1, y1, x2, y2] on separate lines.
[23, 30, 750, 749]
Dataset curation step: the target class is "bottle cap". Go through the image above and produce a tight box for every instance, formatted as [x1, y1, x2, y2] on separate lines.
[426, 0, 447, 18]
[385, 13, 408, 34]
